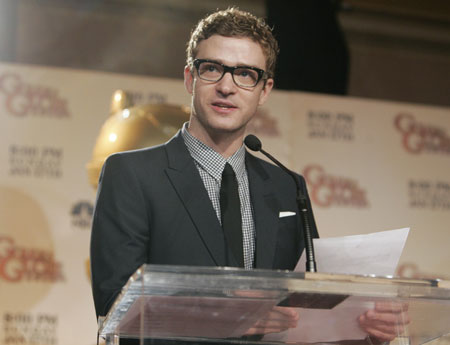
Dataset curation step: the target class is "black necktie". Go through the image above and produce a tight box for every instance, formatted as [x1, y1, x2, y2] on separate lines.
[220, 163, 244, 267]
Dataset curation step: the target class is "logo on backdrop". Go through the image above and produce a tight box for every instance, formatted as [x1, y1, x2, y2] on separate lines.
[8, 145, 63, 179]
[307, 110, 354, 141]
[247, 108, 280, 137]
[408, 180, 450, 210]
[0, 187, 64, 313]
[2, 312, 58, 345]
[0, 236, 64, 283]
[303, 164, 369, 208]
[0, 72, 70, 118]
[394, 113, 450, 155]
[70, 201, 94, 229]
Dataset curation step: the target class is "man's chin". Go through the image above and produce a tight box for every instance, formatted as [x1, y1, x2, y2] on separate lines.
[208, 124, 247, 136]
[207, 118, 250, 133]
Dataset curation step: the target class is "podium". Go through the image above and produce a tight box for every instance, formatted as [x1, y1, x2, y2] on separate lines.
[98, 264, 450, 345]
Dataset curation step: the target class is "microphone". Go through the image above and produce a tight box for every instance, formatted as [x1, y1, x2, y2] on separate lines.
[244, 134, 317, 272]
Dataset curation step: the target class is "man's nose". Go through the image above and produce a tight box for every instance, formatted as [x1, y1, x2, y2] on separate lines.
[216, 71, 237, 94]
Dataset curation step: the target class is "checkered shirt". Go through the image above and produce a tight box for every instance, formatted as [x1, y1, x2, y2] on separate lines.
[181, 123, 255, 269]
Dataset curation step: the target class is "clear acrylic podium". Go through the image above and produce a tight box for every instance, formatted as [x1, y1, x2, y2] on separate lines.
[98, 264, 450, 345]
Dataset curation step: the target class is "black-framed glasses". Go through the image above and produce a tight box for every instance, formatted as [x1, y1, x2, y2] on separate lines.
[193, 59, 268, 88]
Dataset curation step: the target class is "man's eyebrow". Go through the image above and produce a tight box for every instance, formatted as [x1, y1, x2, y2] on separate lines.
[200, 58, 261, 69]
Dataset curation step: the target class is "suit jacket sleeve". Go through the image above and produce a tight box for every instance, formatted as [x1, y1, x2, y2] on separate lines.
[90, 153, 150, 318]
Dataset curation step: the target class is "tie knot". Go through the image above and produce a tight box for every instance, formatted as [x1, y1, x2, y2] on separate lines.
[222, 163, 235, 177]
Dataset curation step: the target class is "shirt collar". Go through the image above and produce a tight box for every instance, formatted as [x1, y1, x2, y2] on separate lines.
[181, 122, 246, 181]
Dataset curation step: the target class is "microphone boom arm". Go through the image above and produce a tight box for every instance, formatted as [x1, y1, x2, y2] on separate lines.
[244, 134, 317, 272]
[258, 148, 317, 272]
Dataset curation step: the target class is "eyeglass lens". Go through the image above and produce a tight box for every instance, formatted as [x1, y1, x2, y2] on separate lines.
[198, 61, 260, 87]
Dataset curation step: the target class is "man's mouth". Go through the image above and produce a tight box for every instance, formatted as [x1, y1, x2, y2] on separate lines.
[212, 102, 237, 110]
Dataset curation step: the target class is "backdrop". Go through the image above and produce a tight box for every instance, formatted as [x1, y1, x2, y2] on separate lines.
[0, 62, 449, 345]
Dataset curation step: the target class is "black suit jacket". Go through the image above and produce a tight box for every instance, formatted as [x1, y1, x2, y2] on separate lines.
[90, 131, 318, 318]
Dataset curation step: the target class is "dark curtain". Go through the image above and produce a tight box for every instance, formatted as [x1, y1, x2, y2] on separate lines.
[266, 0, 349, 95]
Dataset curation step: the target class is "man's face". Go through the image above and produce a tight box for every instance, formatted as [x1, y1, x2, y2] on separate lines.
[184, 35, 274, 140]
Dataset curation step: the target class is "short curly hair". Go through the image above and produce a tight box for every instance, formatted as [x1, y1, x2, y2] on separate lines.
[186, 7, 279, 78]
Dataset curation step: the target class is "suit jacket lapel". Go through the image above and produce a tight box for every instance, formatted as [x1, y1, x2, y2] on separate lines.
[164, 132, 226, 266]
[246, 153, 279, 269]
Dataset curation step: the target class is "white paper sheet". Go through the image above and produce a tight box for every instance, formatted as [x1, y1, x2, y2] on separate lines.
[296, 228, 410, 276]
[265, 228, 410, 343]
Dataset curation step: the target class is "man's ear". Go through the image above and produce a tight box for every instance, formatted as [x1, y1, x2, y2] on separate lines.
[258, 78, 274, 106]
[184, 65, 194, 94]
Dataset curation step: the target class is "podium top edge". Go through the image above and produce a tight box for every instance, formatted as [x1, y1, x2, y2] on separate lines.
[137, 264, 449, 288]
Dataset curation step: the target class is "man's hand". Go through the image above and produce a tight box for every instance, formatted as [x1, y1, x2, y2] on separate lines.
[244, 306, 299, 336]
[358, 302, 410, 342]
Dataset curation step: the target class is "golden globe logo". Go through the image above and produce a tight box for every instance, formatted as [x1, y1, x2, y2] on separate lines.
[0, 72, 70, 118]
[303, 164, 368, 208]
[394, 113, 450, 155]
[0, 187, 64, 312]
[0, 236, 63, 283]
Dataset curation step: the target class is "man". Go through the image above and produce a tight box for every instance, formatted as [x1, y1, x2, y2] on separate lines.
[91, 7, 407, 342]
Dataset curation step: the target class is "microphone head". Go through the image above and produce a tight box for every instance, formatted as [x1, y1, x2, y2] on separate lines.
[244, 134, 262, 152]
